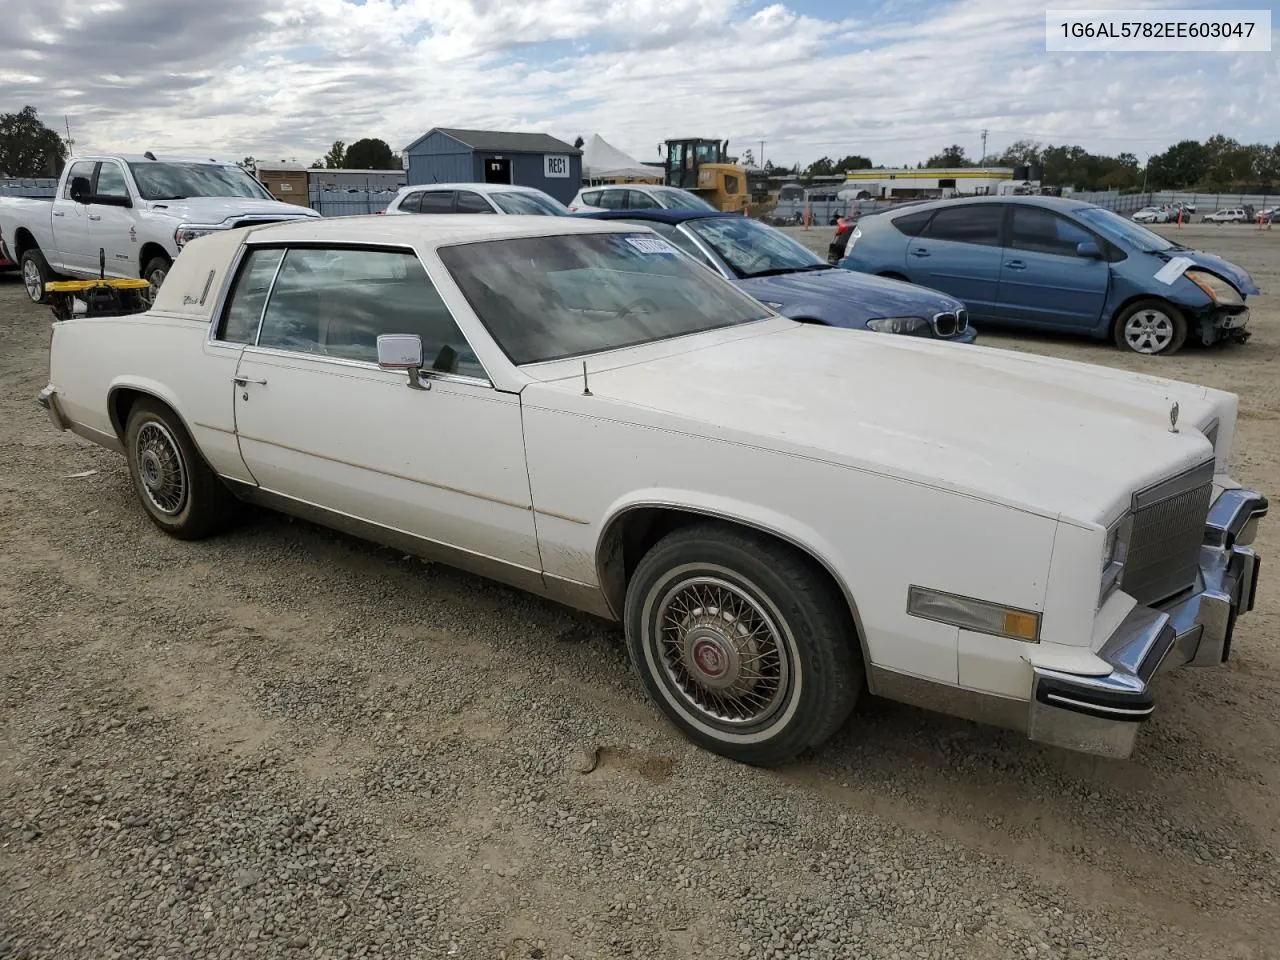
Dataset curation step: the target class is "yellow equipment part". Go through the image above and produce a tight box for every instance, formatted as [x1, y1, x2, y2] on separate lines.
[47, 278, 151, 293]
[694, 163, 750, 213]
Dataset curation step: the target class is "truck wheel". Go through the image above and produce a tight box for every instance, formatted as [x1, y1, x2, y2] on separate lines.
[1113, 299, 1188, 356]
[124, 398, 234, 540]
[21, 249, 53, 304]
[624, 521, 862, 766]
[142, 256, 172, 305]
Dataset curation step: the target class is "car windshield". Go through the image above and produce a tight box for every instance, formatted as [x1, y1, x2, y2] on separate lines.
[489, 191, 569, 216]
[685, 216, 828, 278]
[1076, 206, 1178, 253]
[653, 187, 717, 211]
[438, 231, 771, 365]
[128, 162, 273, 201]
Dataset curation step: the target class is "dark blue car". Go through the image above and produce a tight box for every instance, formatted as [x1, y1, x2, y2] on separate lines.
[576, 209, 976, 343]
[838, 195, 1258, 356]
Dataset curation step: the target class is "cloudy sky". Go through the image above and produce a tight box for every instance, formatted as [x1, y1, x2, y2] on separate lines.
[3, 0, 1277, 169]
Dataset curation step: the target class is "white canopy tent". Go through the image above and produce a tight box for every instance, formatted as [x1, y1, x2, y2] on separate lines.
[581, 134, 661, 182]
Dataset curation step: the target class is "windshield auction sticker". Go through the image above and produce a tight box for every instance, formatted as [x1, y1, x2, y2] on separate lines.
[624, 236, 678, 255]
[1046, 9, 1271, 51]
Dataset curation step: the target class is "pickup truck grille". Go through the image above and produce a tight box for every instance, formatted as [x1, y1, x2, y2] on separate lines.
[1120, 459, 1215, 605]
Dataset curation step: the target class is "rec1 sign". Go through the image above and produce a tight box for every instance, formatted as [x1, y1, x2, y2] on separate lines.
[544, 155, 570, 178]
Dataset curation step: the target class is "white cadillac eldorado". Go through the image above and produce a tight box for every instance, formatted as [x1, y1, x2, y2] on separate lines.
[38, 215, 1268, 766]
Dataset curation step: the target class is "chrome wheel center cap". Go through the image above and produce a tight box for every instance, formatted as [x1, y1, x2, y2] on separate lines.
[682, 623, 745, 692]
[140, 450, 164, 488]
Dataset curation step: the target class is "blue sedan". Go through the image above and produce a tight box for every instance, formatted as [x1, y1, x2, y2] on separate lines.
[838, 195, 1258, 355]
[576, 209, 977, 343]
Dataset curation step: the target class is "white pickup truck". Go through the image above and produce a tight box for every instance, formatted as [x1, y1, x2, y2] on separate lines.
[0, 152, 320, 304]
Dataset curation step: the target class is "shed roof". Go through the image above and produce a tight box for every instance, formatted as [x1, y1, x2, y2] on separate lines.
[407, 127, 581, 156]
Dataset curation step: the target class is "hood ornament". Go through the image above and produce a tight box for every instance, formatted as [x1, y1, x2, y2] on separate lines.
[1169, 401, 1180, 433]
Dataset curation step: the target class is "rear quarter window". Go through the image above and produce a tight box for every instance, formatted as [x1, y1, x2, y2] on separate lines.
[891, 210, 933, 236]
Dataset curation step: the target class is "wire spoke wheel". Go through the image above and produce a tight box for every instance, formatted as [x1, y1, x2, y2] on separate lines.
[651, 573, 794, 731]
[1123, 308, 1174, 354]
[134, 420, 188, 516]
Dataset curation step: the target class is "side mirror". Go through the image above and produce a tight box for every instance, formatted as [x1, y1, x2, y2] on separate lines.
[1076, 240, 1103, 259]
[69, 176, 92, 204]
[377, 334, 426, 389]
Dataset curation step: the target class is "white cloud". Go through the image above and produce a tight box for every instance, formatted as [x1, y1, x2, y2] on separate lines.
[4, 0, 1275, 169]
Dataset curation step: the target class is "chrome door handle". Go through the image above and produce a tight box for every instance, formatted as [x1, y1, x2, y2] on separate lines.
[88, 214, 102, 221]
[232, 376, 267, 386]
[910, 248, 930, 257]
[1005, 259, 1026, 270]
[53, 211, 65, 217]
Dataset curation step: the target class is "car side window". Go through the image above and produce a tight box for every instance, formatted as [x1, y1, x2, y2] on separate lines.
[891, 210, 933, 236]
[95, 162, 129, 199]
[397, 192, 423, 214]
[1009, 206, 1094, 257]
[218, 247, 286, 343]
[256, 247, 486, 379]
[626, 190, 661, 210]
[456, 191, 495, 214]
[921, 204, 1003, 246]
[596, 190, 626, 210]
[62, 161, 96, 199]
[418, 191, 455, 213]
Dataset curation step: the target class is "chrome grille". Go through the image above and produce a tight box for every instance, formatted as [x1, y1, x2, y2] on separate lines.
[1120, 459, 1215, 605]
[932, 312, 958, 337]
[957, 309, 969, 332]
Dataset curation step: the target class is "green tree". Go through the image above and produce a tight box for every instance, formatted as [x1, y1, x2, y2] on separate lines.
[995, 139, 1043, 167]
[320, 140, 347, 169]
[1146, 140, 1206, 190]
[925, 145, 972, 168]
[805, 156, 836, 176]
[343, 137, 395, 169]
[834, 154, 873, 173]
[0, 106, 68, 178]
[573, 135, 585, 150]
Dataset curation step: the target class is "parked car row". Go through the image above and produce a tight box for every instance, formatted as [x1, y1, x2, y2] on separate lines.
[36, 211, 1270, 768]
[835, 195, 1258, 356]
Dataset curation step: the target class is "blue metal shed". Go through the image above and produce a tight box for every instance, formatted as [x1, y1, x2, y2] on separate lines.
[404, 128, 583, 204]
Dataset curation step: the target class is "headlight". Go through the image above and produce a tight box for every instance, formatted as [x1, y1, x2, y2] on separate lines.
[1186, 269, 1244, 306]
[1099, 512, 1133, 603]
[866, 316, 931, 336]
[174, 224, 226, 248]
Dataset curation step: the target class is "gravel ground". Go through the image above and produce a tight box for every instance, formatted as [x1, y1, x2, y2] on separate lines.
[2, 223, 1279, 960]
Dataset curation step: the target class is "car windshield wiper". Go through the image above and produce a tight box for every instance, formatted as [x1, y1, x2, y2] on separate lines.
[150, 194, 188, 200]
[743, 264, 831, 278]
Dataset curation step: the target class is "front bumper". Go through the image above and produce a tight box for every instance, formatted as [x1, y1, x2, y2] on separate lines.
[1028, 485, 1267, 759]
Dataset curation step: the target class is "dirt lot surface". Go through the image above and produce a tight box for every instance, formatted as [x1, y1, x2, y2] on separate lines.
[2, 224, 1279, 960]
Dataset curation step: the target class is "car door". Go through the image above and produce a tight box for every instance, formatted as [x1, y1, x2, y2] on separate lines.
[455, 190, 496, 214]
[51, 159, 98, 274]
[88, 159, 137, 278]
[230, 243, 541, 575]
[903, 203, 1004, 316]
[994, 205, 1110, 331]
[418, 191, 456, 214]
[625, 190, 661, 211]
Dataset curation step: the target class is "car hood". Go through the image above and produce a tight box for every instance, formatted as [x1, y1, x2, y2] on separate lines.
[532, 321, 1228, 526]
[736, 267, 963, 326]
[1171, 249, 1259, 296]
[143, 196, 321, 225]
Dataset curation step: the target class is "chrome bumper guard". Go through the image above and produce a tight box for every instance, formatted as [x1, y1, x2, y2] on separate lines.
[39, 385, 69, 432]
[1029, 486, 1267, 759]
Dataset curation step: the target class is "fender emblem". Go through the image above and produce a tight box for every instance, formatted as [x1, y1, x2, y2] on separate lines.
[1169, 401, 1180, 433]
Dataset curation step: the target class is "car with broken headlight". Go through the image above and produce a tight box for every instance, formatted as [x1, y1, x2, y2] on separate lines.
[38, 214, 1268, 766]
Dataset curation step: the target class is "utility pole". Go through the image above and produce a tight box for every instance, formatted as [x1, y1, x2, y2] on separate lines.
[980, 128, 988, 166]
[760, 140, 766, 169]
